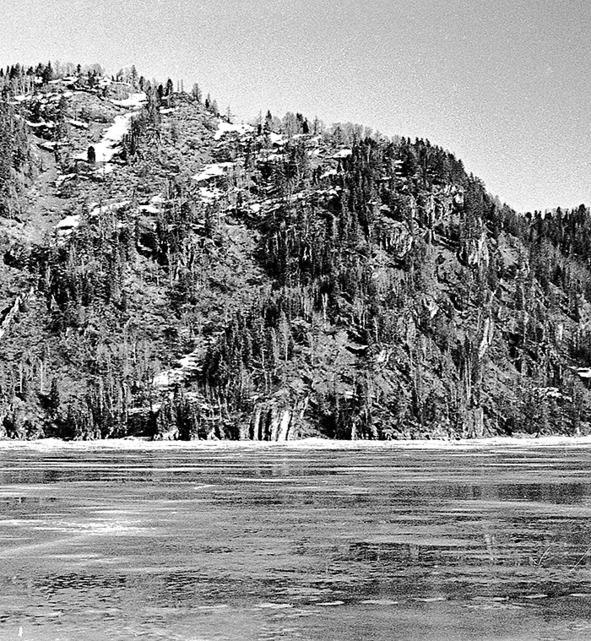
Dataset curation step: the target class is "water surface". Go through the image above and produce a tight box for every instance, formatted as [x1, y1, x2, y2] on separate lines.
[2, 441, 591, 640]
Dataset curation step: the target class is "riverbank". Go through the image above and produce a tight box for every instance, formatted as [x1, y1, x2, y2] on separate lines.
[2, 435, 591, 450]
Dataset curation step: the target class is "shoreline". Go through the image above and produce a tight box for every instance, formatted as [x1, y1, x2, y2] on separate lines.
[1, 435, 591, 451]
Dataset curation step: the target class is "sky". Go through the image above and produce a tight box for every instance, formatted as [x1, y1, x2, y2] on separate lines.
[1, 0, 590, 212]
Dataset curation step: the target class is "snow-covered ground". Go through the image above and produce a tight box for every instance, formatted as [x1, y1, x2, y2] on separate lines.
[139, 204, 160, 214]
[269, 132, 287, 146]
[214, 121, 253, 140]
[198, 186, 223, 203]
[2, 435, 591, 450]
[74, 113, 135, 163]
[193, 162, 234, 182]
[68, 118, 89, 129]
[139, 194, 168, 212]
[89, 201, 130, 217]
[26, 120, 54, 129]
[332, 148, 352, 159]
[152, 349, 203, 390]
[111, 92, 146, 109]
[55, 214, 81, 235]
[55, 201, 130, 236]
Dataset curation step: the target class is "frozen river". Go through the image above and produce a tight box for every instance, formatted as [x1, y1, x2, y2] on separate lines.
[2, 439, 591, 640]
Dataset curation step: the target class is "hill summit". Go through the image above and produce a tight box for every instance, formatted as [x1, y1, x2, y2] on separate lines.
[1, 62, 591, 440]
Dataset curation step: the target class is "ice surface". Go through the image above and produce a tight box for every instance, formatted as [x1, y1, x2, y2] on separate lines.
[3, 439, 591, 641]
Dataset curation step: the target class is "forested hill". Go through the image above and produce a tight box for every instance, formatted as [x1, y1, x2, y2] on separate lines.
[1, 62, 591, 441]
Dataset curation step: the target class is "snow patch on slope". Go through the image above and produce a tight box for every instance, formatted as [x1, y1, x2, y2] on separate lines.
[332, 148, 352, 159]
[111, 93, 146, 109]
[74, 113, 135, 163]
[55, 215, 81, 235]
[214, 121, 253, 140]
[193, 162, 234, 182]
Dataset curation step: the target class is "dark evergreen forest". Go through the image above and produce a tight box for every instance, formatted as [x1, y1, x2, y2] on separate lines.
[1, 62, 591, 440]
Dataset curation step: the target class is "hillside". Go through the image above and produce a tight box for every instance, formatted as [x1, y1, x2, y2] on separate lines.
[1, 62, 591, 441]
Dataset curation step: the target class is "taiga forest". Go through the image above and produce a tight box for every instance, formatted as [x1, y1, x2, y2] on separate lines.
[2, 62, 591, 441]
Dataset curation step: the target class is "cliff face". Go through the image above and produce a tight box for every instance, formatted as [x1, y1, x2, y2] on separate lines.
[1, 64, 591, 440]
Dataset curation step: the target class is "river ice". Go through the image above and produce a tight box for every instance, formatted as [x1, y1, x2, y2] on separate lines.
[2, 440, 591, 640]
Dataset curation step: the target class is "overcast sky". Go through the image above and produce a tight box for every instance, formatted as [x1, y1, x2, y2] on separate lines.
[1, 0, 590, 212]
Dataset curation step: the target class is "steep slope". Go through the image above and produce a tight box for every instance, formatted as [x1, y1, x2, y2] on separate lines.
[1, 63, 591, 440]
